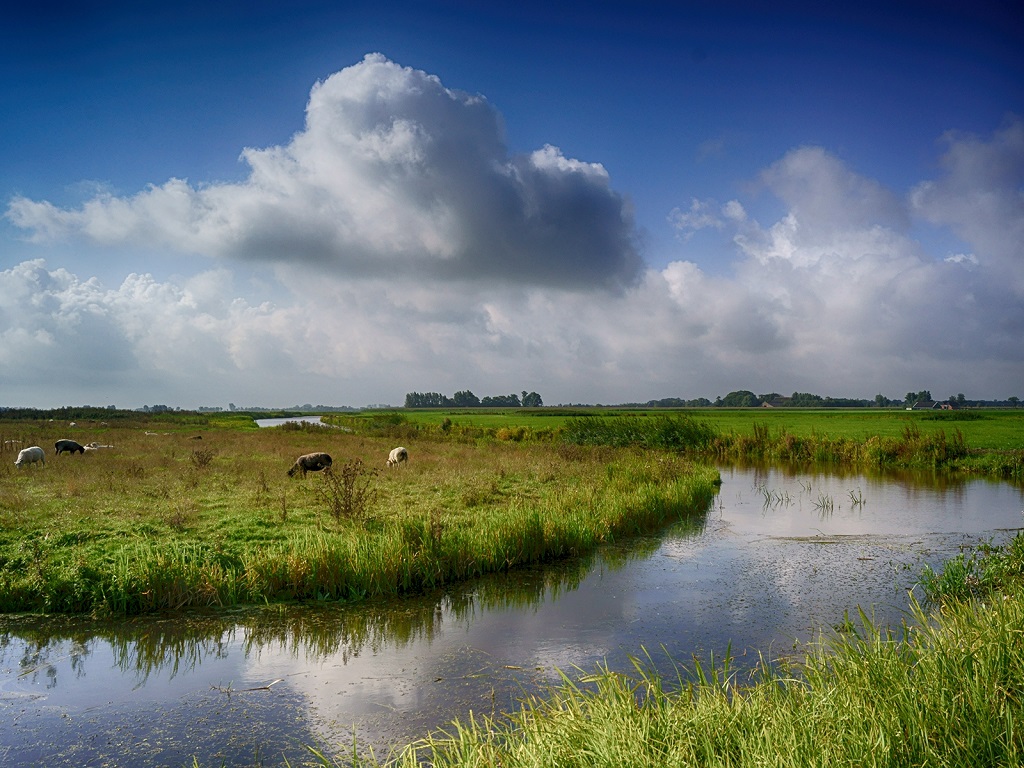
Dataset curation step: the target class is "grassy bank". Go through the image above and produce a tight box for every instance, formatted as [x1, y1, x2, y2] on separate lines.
[0, 420, 717, 615]
[333, 409, 1024, 479]
[334, 534, 1024, 768]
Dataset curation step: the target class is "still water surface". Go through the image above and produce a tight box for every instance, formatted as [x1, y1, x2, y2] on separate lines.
[1, 466, 1021, 766]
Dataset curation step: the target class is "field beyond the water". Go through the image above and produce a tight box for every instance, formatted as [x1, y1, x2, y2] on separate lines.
[332, 407, 1024, 477]
[340, 406, 1024, 449]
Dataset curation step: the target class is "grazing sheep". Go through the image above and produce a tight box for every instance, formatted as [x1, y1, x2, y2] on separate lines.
[15, 446, 45, 468]
[54, 439, 86, 455]
[288, 452, 333, 477]
[386, 446, 409, 467]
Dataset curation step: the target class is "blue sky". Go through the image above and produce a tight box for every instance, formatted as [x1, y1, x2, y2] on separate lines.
[2, 1, 1022, 409]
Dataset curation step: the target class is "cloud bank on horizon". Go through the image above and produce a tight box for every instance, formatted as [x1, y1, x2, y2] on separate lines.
[3, 54, 1022, 408]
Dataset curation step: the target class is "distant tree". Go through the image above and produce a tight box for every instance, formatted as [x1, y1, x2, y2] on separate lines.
[874, 393, 888, 407]
[790, 392, 825, 407]
[522, 391, 543, 407]
[481, 393, 522, 407]
[404, 391, 453, 408]
[452, 390, 480, 407]
[720, 390, 760, 407]
[956, 393, 966, 406]
[1010, 396, 1020, 408]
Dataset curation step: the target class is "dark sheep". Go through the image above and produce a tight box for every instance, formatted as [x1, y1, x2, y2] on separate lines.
[288, 452, 333, 477]
[54, 439, 86, 455]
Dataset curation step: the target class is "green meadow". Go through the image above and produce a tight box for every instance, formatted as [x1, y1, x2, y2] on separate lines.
[333, 407, 1024, 477]
[332, 406, 1024, 449]
[0, 415, 717, 616]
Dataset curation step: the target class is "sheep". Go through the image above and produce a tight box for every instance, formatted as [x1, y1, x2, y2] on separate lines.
[54, 439, 86, 455]
[15, 446, 45, 468]
[288, 452, 333, 477]
[84, 442, 114, 451]
[386, 446, 409, 467]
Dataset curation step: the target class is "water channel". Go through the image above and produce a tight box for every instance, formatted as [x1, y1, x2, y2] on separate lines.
[1, 466, 1021, 766]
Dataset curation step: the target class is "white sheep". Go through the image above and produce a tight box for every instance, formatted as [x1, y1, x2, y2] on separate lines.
[15, 446, 45, 468]
[386, 446, 409, 467]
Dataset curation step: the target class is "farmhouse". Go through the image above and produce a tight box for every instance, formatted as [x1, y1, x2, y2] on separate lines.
[909, 400, 955, 411]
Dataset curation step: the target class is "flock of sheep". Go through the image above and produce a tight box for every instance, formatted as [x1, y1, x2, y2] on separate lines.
[13, 439, 113, 467]
[13, 439, 410, 476]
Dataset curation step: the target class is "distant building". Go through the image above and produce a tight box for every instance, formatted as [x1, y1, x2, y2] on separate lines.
[909, 400, 953, 410]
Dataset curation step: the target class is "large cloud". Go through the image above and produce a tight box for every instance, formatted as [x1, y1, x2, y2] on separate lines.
[663, 122, 1024, 397]
[910, 117, 1024, 292]
[6, 54, 642, 292]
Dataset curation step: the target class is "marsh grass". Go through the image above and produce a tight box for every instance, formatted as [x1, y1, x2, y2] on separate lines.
[0, 421, 718, 615]
[357, 408, 1024, 478]
[920, 534, 1024, 604]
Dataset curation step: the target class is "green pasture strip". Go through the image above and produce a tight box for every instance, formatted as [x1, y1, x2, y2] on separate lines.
[342, 408, 1024, 451]
[334, 535, 1024, 768]
[696, 408, 1024, 451]
[334, 409, 1024, 478]
[0, 424, 717, 615]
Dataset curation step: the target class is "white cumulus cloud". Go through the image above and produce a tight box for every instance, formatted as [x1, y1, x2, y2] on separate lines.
[5, 53, 642, 293]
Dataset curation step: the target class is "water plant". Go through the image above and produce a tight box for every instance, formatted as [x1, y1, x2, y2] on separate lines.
[812, 492, 834, 514]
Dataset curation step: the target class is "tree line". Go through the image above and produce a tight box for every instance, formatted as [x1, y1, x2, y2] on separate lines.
[404, 390, 543, 408]
[633, 390, 1021, 409]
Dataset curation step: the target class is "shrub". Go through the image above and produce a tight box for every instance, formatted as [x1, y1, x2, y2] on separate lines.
[313, 459, 378, 521]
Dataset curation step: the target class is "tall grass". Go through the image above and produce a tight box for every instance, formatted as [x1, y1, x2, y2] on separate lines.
[562, 414, 717, 452]
[920, 533, 1024, 604]
[0, 427, 718, 615]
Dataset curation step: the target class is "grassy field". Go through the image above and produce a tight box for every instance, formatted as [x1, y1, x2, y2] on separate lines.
[333, 407, 1024, 478]
[333, 407, 1024, 450]
[0, 417, 717, 615]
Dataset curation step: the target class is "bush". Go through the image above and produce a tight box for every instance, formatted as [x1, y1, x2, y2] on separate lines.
[313, 459, 378, 521]
[562, 415, 717, 452]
